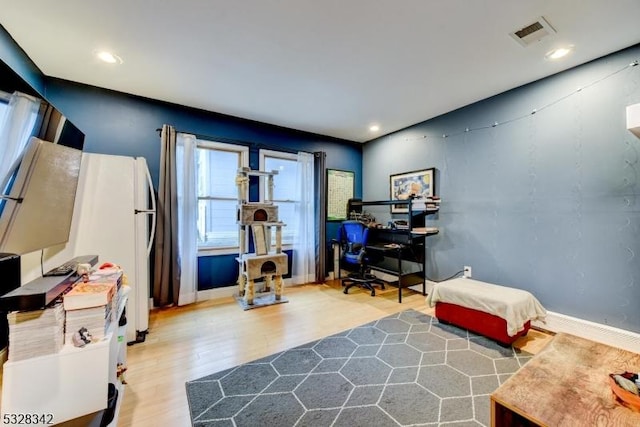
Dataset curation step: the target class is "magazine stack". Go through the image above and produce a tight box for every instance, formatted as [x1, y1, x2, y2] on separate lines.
[7, 303, 64, 361]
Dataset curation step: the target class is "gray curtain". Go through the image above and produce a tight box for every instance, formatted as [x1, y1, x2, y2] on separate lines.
[153, 124, 181, 306]
[314, 151, 327, 283]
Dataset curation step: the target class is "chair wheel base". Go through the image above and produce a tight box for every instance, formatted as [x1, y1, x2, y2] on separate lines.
[342, 279, 383, 297]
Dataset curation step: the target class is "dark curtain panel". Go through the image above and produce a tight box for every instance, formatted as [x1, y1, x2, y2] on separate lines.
[36, 103, 61, 142]
[153, 124, 181, 306]
[314, 151, 327, 283]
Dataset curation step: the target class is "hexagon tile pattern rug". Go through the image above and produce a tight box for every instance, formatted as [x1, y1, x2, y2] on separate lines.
[185, 309, 532, 426]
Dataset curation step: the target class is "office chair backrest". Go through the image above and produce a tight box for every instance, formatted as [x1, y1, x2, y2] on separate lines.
[339, 220, 369, 254]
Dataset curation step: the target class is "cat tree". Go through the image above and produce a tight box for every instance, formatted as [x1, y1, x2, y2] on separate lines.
[235, 167, 288, 309]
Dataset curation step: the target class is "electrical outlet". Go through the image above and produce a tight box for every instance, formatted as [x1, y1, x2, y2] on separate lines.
[463, 266, 472, 278]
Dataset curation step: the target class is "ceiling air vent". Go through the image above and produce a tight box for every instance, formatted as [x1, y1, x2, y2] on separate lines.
[510, 16, 556, 47]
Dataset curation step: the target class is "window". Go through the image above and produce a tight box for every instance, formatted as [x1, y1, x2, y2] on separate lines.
[0, 90, 39, 194]
[196, 140, 248, 253]
[259, 150, 298, 246]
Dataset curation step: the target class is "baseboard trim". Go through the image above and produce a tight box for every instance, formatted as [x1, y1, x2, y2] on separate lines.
[196, 278, 297, 302]
[197, 286, 236, 301]
[532, 311, 640, 353]
[416, 280, 639, 352]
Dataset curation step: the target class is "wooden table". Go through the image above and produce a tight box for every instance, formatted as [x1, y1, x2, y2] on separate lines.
[491, 333, 640, 426]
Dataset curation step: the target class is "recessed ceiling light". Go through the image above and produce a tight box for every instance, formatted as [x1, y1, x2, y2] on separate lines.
[96, 50, 123, 64]
[545, 46, 573, 60]
[369, 124, 380, 132]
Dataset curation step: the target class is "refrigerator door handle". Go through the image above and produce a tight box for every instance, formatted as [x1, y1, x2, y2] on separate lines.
[144, 164, 157, 257]
[145, 163, 157, 214]
[147, 211, 156, 256]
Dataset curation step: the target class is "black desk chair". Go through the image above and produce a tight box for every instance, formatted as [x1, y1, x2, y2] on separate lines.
[337, 220, 385, 296]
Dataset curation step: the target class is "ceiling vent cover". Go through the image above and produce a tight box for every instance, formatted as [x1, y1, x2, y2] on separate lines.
[510, 16, 557, 47]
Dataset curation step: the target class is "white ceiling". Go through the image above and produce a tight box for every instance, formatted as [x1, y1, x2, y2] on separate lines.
[1, 1, 639, 143]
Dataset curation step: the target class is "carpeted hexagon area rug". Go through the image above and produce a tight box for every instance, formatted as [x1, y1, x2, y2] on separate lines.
[185, 309, 532, 426]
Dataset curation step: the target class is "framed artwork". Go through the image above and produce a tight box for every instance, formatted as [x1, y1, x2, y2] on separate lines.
[326, 169, 355, 221]
[389, 168, 436, 213]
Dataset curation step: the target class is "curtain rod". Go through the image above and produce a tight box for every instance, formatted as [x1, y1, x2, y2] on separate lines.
[155, 127, 311, 156]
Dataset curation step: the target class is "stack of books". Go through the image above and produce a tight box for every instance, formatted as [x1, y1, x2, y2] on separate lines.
[64, 304, 112, 343]
[63, 269, 123, 345]
[88, 268, 124, 321]
[412, 196, 441, 211]
[7, 303, 64, 361]
[425, 196, 441, 210]
[411, 226, 440, 234]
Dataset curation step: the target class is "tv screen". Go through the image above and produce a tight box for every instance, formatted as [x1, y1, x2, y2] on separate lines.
[0, 137, 82, 254]
[0, 58, 86, 281]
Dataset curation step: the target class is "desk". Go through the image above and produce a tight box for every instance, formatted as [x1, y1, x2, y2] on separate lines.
[491, 333, 640, 426]
[367, 228, 438, 303]
[342, 198, 439, 303]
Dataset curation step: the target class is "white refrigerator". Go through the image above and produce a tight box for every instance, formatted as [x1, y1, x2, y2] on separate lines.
[63, 153, 156, 344]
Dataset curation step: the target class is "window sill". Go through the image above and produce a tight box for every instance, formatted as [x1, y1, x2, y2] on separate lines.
[198, 247, 238, 256]
[198, 245, 294, 257]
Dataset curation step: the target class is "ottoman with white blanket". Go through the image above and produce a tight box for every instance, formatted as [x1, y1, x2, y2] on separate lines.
[426, 278, 547, 345]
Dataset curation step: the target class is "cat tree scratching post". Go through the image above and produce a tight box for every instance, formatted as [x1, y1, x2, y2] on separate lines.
[235, 167, 288, 309]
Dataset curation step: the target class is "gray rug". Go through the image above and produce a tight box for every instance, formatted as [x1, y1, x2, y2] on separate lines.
[185, 309, 532, 426]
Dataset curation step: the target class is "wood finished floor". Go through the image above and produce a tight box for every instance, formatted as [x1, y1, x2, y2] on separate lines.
[119, 281, 427, 426]
[0, 281, 552, 426]
[117, 280, 552, 427]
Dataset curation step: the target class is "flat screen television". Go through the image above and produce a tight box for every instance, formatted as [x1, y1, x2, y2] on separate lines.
[0, 58, 85, 256]
[0, 136, 82, 254]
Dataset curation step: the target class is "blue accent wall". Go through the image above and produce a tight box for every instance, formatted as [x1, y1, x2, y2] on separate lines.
[363, 45, 640, 333]
[42, 80, 363, 190]
[0, 26, 362, 290]
[41, 80, 362, 289]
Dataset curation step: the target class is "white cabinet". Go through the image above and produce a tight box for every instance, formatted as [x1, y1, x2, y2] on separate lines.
[1, 287, 129, 426]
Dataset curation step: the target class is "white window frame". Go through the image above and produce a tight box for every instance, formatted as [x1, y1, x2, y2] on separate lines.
[259, 149, 298, 249]
[197, 140, 249, 256]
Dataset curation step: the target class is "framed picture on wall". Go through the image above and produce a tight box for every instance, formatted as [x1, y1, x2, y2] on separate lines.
[326, 169, 355, 221]
[390, 168, 435, 213]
